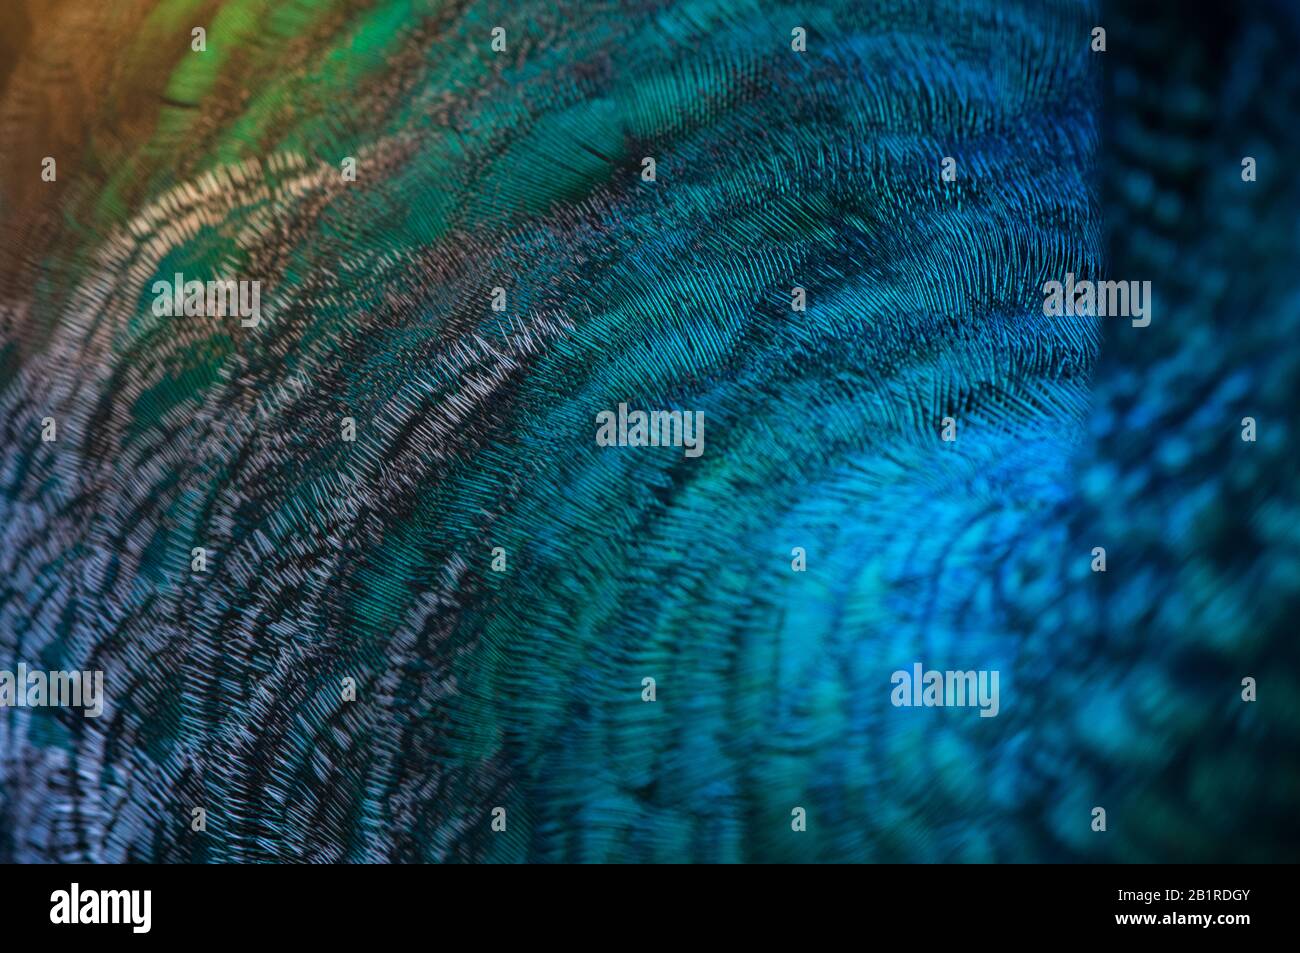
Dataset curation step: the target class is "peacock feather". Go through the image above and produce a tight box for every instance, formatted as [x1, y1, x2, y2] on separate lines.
[0, 0, 1296, 862]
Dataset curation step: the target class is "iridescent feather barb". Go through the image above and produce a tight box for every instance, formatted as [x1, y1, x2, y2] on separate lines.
[0, 0, 1297, 863]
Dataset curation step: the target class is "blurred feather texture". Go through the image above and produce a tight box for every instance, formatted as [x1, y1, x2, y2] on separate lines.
[0, 0, 1296, 861]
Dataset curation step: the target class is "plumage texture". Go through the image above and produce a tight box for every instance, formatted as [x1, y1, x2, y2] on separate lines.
[0, 0, 1296, 862]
